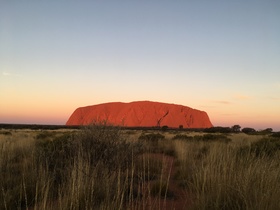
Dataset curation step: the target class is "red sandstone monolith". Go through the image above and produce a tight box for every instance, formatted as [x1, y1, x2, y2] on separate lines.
[66, 101, 213, 128]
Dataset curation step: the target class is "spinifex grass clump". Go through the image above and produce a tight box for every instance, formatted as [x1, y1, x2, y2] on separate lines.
[76, 123, 141, 171]
[270, 131, 280, 138]
[173, 138, 280, 210]
[0, 136, 38, 209]
[139, 133, 165, 153]
[172, 134, 231, 143]
[138, 133, 165, 141]
[172, 134, 194, 140]
[36, 131, 57, 140]
[47, 123, 142, 208]
[35, 133, 76, 186]
[0, 130, 12, 135]
[238, 137, 280, 157]
[250, 138, 280, 157]
[193, 134, 231, 143]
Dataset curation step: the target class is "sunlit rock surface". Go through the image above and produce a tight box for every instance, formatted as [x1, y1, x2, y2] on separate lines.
[66, 101, 213, 128]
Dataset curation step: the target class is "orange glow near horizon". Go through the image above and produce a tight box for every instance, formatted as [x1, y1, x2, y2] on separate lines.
[1, 100, 279, 131]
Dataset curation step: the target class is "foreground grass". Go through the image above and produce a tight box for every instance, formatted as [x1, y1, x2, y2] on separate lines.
[174, 140, 280, 210]
[0, 127, 280, 209]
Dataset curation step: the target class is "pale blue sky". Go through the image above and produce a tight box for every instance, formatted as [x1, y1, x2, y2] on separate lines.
[1, 0, 280, 130]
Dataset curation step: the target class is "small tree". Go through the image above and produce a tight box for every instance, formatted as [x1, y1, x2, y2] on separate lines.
[232, 125, 241, 133]
[264, 128, 273, 133]
[241, 127, 256, 134]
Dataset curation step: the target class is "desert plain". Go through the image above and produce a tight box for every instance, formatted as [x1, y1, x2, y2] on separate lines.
[0, 124, 280, 210]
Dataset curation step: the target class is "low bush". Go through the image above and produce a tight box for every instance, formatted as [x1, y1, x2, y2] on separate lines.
[138, 133, 165, 153]
[238, 137, 280, 158]
[204, 126, 232, 133]
[172, 134, 193, 140]
[250, 138, 280, 157]
[271, 132, 280, 138]
[35, 133, 75, 185]
[76, 123, 140, 171]
[172, 134, 230, 143]
[36, 131, 57, 140]
[242, 127, 256, 134]
[33, 123, 143, 208]
[0, 130, 12, 135]
[194, 134, 231, 143]
[138, 133, 165, 141]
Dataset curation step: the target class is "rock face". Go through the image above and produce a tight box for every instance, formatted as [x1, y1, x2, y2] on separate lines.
[66, 101, 213, 128]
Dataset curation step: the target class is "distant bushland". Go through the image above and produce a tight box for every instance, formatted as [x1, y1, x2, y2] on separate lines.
[0, 123, 81, 130]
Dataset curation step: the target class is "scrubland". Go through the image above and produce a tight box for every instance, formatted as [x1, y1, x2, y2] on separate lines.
[0, 125, 280, 210]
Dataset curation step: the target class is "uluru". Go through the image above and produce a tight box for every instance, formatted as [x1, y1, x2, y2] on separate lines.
[66, 101, 213, 128]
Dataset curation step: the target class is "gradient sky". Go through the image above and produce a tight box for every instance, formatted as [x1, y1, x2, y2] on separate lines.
[1, 0, 280, 131]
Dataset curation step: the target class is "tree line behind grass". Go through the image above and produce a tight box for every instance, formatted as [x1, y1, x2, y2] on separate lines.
[204, 125, 276, 135]
[1, 123, 277, 136]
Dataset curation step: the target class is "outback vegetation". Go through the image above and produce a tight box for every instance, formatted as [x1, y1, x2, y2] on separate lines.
[0, 124, 280, 209]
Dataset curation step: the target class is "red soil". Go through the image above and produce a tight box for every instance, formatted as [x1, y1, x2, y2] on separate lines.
[66, 101, 213, 128]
